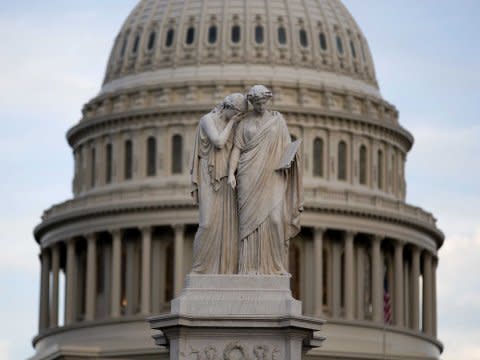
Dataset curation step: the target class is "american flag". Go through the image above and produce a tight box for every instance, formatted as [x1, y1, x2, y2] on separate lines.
[384, 276, 392, 325]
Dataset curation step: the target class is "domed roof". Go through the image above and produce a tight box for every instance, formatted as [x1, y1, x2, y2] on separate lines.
[102, 0, 379, 97]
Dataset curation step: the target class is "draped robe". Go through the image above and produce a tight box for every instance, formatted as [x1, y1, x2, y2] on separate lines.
[190, 111, 238, 274]
[234, 111, 303, 274]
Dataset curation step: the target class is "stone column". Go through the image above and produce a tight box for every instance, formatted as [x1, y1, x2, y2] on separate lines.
[50, 244, 60, 328]
[151, 238, 164, 313]
[111, 230, 122, 317]
[313, 228, 324, 317]
[422, 252, 433, 335]
[173, 225, 185, 297]
[38, 250, 50, 331]
[356, 245, 365, 320]
[125, 237, 137, 315]
[141, 226, 152, 314]
[411, 246, 420, 330]
[85, 233, 97, 321]
[65, 239, 76, 325]
[344, 231, 355, 320]
[432, 257, 438, 337]
[371, 235, 383, 323]
[331, 240, 341, 317]
[394, 240, 404, 327]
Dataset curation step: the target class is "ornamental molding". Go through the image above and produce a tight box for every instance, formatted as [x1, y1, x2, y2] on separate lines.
[67, 106, 412, 152]
[34, 192, 443, 247]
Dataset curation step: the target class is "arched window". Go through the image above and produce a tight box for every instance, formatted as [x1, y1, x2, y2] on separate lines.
[146, 137, 157, 177]
[147, 31, 156, 51]
[172, 135, 183, 174]
[313, 137, 324, 177]
[90, 147, 96, 187]
[359, 145, 367, 185]
[391, 153, 396, 192]
[124, 140, 133, 180]
[338, 141, 347, 181]
[350, 40, 357, 58]
[319, 32, 327, 50]
[255, 25, 264, 44]
[78, 147, 84, 190]
[105, 143, 113, 184]
[360, 38, 367, 61]
[208, 25, 217, 44]
[120, 37, 128, 57]
[278, 26, 287, 44]
[377, 149, 384, 189]
[132, 34, 140, 54]
[299, 29, 308, 47]
[185, 26, 195, 45]
[336, 35, 344, 54]
[289, 242, 301, 300]
[231, 25, 241, 43]
[165, 28, 174, 47]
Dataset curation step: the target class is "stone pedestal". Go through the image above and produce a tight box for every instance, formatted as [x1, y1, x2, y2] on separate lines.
[148, 275, 325, 360]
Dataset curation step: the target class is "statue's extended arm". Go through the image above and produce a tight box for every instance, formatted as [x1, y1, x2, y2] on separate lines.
[201, 114, 242, 149]
[228, 146, 241, 189]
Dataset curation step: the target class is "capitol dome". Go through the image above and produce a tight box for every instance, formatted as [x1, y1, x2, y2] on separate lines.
[101, 0, 378, 95]
[32, 1, 443, 360]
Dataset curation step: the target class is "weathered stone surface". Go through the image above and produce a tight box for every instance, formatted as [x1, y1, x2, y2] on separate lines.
[148, 275, 325, 360]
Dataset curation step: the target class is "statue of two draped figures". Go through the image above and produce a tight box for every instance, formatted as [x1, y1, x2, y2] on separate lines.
[190, 85, 304, 275]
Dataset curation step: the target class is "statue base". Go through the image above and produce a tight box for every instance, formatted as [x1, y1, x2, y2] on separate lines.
[148, 275, 325, 360]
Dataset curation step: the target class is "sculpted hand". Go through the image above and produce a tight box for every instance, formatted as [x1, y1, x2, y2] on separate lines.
[227, 174, 237, 189]
[231, 112, 245, 124]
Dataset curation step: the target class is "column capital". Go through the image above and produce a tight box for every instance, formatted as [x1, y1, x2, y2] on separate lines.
[371, 234, 384, 245]
[394, 238, 406, 248]
[140, 225, 152, 235]
[85, 233, 96, 242]
[64, 237, 77, 246]
[110, 229, 122, 238]
[344, 231, 356, 241]
[411, 244, 422, 256]
[313, 227, 326, 235]
[172, 224, 185, 233]
[423, 251, 433, 262]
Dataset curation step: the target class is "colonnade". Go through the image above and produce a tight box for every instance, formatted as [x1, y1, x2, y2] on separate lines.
[38, 225, 186, 331]
[38, 225, 438, 338]
[310, 228, 437, 336]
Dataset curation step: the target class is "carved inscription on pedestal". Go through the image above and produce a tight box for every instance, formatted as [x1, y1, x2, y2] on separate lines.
[181, 342, 282, 360]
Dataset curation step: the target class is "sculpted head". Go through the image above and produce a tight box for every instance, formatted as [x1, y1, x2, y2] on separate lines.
[247, 85, 273, 115]
[221, 93, 248, 119]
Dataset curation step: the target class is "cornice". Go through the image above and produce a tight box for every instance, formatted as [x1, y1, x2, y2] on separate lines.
[34, 193, 444, 248]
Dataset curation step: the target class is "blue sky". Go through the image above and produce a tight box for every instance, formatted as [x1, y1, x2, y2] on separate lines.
[0, 1, 479, 359]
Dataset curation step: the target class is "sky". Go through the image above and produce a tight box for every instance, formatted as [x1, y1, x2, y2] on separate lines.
[0, 1, 479, 359]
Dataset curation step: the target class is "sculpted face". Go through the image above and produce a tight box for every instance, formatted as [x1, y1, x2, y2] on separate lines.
[223, 106, 240, 119]
[222, 93, 247, 119]
[252, 97, 269, 114]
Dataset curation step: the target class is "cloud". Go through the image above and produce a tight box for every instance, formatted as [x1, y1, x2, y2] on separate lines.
[0, 218, 40, 275]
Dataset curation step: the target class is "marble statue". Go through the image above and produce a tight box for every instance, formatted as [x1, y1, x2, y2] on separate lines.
[228, 85, 304, 275]
[190, 93, 247, 274]
[155, 88, 317, 360]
